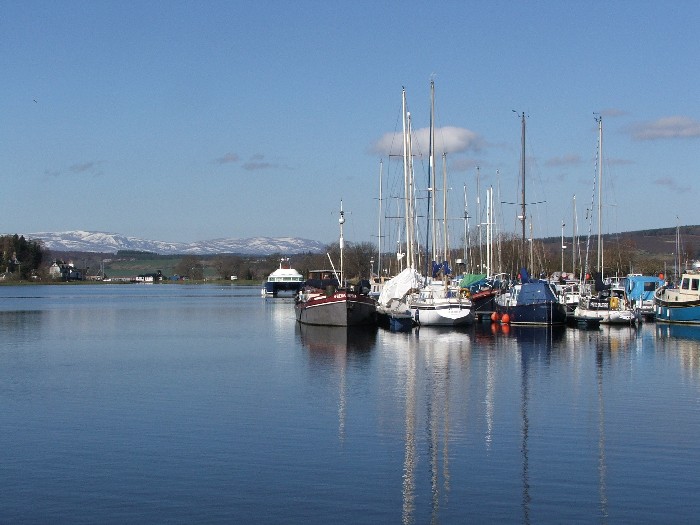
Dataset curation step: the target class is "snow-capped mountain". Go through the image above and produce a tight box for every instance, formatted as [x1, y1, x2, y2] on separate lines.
[24, 231, 326, 255]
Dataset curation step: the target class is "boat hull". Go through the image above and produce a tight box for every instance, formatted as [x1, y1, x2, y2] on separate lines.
[654, 274, 700, 324]
[654, 299, 700, 324]
[495, 302, 567, 325]
[573, 307, 637, 325]
[410, 302, 474, 326]
[470, 289, 499, 319]
[295, 292, 376, 327]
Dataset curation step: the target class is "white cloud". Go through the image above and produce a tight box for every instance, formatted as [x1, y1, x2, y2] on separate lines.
[630, 116, 700, 140]
[371, 126, 483, 156]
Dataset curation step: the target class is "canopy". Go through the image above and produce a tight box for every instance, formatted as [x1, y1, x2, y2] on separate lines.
[458, 273, 487, 289]
[377, 268, 423, 307]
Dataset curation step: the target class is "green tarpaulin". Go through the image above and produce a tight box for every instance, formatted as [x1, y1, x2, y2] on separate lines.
[458, 273, 487, 288]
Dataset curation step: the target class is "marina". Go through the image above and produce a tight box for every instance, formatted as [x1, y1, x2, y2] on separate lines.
[2, 284, 700, 523]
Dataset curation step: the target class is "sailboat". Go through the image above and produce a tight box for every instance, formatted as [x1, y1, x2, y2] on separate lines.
[494, 112, 567, 325]
[573, 116, 637, 325]
[294, 201, 377, 327]
[407, 81, 473, 326]
[376, 83, 473, 327]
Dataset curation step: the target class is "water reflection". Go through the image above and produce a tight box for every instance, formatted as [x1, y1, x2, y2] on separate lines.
[596, 345, 609, 523]
[3, 286, 700, 523]
[655, 324, 700, 382]
[391, 327, 474, 525]
[297, 324, 377, 442]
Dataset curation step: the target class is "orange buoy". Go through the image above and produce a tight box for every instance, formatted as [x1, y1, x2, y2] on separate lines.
[491, 312, 500, 322]
[659, 273, 664, 280]
[501, 313, 511, 324]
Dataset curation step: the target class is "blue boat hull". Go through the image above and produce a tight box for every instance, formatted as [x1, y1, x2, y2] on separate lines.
[496, 301, 567, 325]
[654, 303, 700, 324]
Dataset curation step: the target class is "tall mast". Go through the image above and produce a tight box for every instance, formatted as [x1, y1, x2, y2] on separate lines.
[424, 79, 436, 278]
[377, 159, 383, 278]
[339, 200, 345, 285]
[596, 115, 603, 275]
[519, 112, 526, 265]
[572, 194, 577, 279]
[476, 166, 483, 272]
[486, 186, 493, 276]
[430, 80, 437, 264]
[442, 152, 448, 266]
[463, 184, 469, 270]
[407, 110, 417, 270]
[401, 88, 412, 269]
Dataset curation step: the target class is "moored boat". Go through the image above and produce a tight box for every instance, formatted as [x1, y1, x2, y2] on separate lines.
[574, 273, 638, 325]
[409, 278, 474, 326]
[622, 274, 664, 320]
[294, 202, 376, 327]
[262, 258, 304, 297]
[654, 267, 700, 324]
[494, 269, 567, 325]
[295, 271, 376, 326]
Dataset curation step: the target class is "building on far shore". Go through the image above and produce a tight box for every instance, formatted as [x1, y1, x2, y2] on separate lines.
[49, 261, 85, 281]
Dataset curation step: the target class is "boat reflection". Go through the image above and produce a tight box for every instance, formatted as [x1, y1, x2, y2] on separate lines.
[297, 323, 377, 356]
[297, 324, 377, 443]
[655, 323, 700, 381]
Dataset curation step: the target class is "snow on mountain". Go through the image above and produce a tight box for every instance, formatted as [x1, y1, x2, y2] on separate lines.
[24, 231, 326, 255]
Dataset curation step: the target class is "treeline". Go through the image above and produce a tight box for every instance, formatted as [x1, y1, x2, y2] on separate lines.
[1, 235, 45, 280]
[168, 241, 377, 282]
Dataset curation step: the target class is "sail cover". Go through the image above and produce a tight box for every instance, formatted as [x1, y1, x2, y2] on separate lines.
[377, 268, 424, 307]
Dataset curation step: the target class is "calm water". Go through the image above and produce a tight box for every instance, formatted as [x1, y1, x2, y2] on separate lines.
[1, 284, 699, 524]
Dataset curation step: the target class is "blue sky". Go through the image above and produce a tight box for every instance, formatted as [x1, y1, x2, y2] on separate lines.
[2, 1, 699, 247]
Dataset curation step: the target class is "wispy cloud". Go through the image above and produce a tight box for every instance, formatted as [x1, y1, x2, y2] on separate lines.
[44, 161, 103, 178]
[214, 153, 239, 164]
[371, 126, 483, 156]
[243, 161, 276, 171]
[653, 177, 692, 193]
[241, 154, 289, 171]
[545, 154, 582, 167]
[70, 161, 98, 173]
[600, 108, 628, 118]
[629, 116, 700, 140]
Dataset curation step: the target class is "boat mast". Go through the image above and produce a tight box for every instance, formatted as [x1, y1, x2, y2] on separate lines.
[463, 184, 470, 271]
[408, 110, 417, 270]
[572, 194, 577, 279]
[486, 186, 493, 276]
[442, 152, 448, 269]
[476, 166, 482, 272]
[401, 88, 413, 269]
[596, 115, 603, 275]
[519, 111, 527, 267]
[430, 80, 437, 267]
[339, 200, 345, 285]
[377, 159, 383, 278]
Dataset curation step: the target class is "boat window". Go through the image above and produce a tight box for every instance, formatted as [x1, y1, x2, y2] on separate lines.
[643, 282, 657, 292]
[693, 279, 700, 291]
[682, 278, 690, 290]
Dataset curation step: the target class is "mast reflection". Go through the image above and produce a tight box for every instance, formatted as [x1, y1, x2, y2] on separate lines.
[297, 324, 376, 442]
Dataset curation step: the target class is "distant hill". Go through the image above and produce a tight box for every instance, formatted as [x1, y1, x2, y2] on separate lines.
[22, 230, 326, 256]
[18, 225, 700, 258]
[541, 225, 700, 257]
